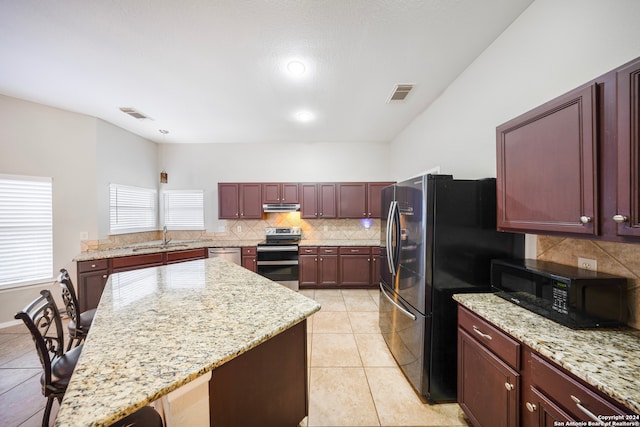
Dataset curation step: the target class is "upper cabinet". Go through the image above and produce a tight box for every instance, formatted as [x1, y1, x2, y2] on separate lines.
[337, 182, 395, 218]
[496, 55, 640, 243]
[496, 84, 598, 236]
[262, 183, 299, 204]
[301, 183, 337, 219]
[218, 183, 263, 219]
[615, 58, 640, 237]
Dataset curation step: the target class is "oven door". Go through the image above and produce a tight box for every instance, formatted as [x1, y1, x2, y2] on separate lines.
[257, 245, 299, 291]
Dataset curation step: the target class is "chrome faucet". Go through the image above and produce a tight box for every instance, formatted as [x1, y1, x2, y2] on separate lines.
[162, 225, 170, 245]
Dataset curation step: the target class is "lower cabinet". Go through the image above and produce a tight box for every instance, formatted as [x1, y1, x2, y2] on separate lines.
[77, 259, 109, 312]
[299, 246, 378, 289]
[77, 248, 207, 311]
[457, 306, 634, 426]
[241, 247, 257, 272]
[458, 307, 520, 427]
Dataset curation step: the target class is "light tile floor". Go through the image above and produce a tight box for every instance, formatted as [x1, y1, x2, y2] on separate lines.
[300, 288, 471, 427]
[0, 289, 471, 427]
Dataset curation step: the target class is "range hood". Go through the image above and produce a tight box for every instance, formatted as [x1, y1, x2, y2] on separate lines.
[262, 203, 300, 213]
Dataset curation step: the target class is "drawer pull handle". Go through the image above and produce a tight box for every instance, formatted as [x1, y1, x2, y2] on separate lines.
[504, 382, 514, 391]
[473, 325, 492, 340]
[570, 395, 600, 422]
[525, 402, 537, 412]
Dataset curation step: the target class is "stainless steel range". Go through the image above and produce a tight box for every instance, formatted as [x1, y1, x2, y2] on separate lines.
[256, 227, 301, 291]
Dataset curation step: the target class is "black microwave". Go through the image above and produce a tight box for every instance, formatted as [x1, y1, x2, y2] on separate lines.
[490, 259, 628, 328]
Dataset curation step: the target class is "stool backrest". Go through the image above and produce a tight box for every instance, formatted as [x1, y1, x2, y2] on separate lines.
[58, 269, 81, 326]
[14, 289, 64, 388]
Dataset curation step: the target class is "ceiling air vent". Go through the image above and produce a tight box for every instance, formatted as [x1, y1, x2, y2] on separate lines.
[387, 84, 414, 103]
[119, 107, 152, 120]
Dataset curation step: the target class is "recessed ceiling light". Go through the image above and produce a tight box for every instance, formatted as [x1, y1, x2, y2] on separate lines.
[295, 111, 314, 122]
[286, 61, 306, 77]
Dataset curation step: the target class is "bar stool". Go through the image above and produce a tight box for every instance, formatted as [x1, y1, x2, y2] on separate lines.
[58, 268, 96, 350]
[15, 289, 83, 427]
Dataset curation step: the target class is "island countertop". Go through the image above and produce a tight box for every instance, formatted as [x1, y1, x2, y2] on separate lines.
[453, 293, 640, 414]
[54, 258, 321, 427]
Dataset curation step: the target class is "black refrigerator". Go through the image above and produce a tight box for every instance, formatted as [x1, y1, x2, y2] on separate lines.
[379, 174, 524, 403]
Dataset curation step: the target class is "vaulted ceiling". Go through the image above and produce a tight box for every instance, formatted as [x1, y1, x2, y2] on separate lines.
[0, 0, 533, 144]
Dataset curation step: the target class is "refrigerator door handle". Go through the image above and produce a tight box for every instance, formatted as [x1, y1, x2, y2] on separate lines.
[380, 283, 417, 321]
[386, 201, 399, 275]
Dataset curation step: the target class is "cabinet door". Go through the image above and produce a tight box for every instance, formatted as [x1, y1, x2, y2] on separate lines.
[367, 182, 394, 218]
[458, 328, 520, 427]
[218, 183, 239, 219]
[318, 183, 337, 218]
[616, 58, 640, 237]
[78, 270, 109, 312]
[239, 183, 263, 219]
[299, 254, 318, 287]
[496, 84, 598, 235]
[528, 386, 576, 426]
[339, 254, 371, 287]
[262, 183, 281, 203]
[319, 254, 339, 286]
[242, 256, 256, 272]
[300, 183, 318, 219]
[338, 183, 367, 218]
[370, 250, 380, 287]
[281, 183, 299, 203]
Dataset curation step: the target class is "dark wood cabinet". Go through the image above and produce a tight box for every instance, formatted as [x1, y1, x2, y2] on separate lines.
[218, 183, 263, 219]
[370, 246, 380, 287]
[262, 183, 299, 204]
[496, 83, 598, 236]
[77, 259, 109, 312]
[298, 247, 318, 287]
[111, 253, 164, 273]
[458, 305, 635, 426]
[615, 58, 640, 237]
[165, 248, 206, 264]
[338, 183, 367, 218]
[458, 306, 520, 427]
[367, 182, 394, 218]
[496, 55, 640, 242]
[300, 183, 336, 219]
[241, 246, 257, 272]
[338, 246, 371, 287]
[318, 247, 339, 287]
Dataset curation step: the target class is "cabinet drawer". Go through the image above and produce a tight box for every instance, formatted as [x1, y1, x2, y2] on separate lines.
[458, 306, 520, 370]
[339, 246, 370, 255]
[371, 246, 380, 255]
[78, 259, 109, 273]
[242, 247, 257, 255]
[319, 247, 338, 255]
[112, 253, 164, 271]
[166, 248, 206, 263]
[299, 247, 318, 255]
[531, 353, 628, 419]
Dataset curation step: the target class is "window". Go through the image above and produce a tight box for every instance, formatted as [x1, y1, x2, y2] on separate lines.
[0, 174, 53, 287]
[163, 190, 205, 230]
[109, 184, 157, 234]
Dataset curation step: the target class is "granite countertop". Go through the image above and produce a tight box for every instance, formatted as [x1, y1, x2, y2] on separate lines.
[54, 258, 321, 427]
[73, 239, 380, 261]
[453, 293, 640, 414]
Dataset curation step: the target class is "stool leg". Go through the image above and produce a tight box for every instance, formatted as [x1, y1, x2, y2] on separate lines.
[42, 396, 55, 427]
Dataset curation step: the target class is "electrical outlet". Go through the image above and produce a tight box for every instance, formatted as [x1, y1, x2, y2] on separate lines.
[578, 257, 597, 272]
[323, 225, 328, 232]
[80, 231, 89, 240]
[237, 225, 242, 233]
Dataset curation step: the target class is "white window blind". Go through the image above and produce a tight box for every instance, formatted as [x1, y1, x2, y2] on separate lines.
[0, 174, 53, 287]
[109, 184, 157, 234]
[163, 190, 205, 230]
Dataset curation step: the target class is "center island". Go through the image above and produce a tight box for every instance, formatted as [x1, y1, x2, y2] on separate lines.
[54, 257, 321, 427]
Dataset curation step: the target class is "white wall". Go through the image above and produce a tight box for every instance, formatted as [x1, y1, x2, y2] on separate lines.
[96, 119, 159, 238]
[390, 0, 640, 181]
[158, 141, 391, 231]
[0, 95, 99, 323]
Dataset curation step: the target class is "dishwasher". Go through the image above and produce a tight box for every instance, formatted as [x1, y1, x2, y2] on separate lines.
[207, 247, 241, 265]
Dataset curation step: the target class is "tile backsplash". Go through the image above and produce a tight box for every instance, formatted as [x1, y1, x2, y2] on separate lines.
[537, 235, 640, 330]
[84, 213, 380, 251]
